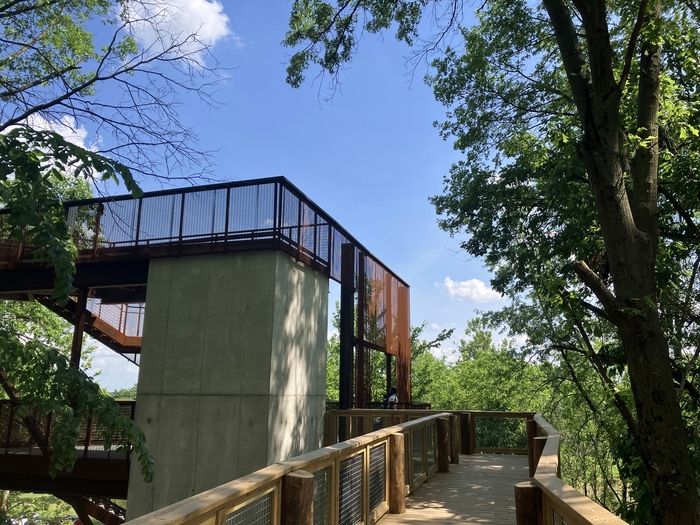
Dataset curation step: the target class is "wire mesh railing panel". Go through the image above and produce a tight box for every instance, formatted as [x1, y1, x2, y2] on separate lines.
[351, 417, 365, 438]
[313, 467, 331, 525]
[279, 188, 300, 244]
[138, 194, 181, 243]
[86, 299, 144, 338]
[228, 184, 275, 234]
[369, 443, 386, 512]
[552, 509, 569, 525]
[338, 416, 348, 443]
[96, 199, 140, 246]
[426, 423, 436, 469]
[339, 453, 363, 525]
[403, 431, 410, 486]
[182, 190, 228, 240]
[225, 492, 273, 525]
[412, 428, 424, 482]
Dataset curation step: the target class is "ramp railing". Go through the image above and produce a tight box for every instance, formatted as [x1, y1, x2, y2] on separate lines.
[125, 412, 457, 525]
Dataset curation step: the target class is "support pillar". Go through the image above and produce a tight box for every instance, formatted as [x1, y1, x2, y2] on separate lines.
[339, 244, 354, 410]
[281, 470, 314, 525]
[70, 288, 88, 368]
[126, 252, 328, 519]
[389, 433, 406, 514]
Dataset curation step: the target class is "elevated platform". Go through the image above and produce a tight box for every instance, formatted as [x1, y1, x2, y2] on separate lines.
[381, 455, 528, 524]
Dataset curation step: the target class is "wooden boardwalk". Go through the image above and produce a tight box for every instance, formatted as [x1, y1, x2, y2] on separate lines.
[380, 454, 529, 525]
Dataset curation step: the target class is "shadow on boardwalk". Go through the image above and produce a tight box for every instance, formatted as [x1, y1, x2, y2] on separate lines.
[380, 454, 529, 525]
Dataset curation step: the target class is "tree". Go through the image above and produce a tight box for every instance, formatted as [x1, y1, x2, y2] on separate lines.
[0, 0, 227, 303]
[284, 1, 700, 522]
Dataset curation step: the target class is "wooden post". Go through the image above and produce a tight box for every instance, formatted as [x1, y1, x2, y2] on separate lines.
[437, 418, 450, 473]
[527, 419, 538, 477]
[389, 433, 406, 514]
[514, 481, 543, 525]
[449, 415, 460, 464]
[468, 413, 477, 454]
[460, 413, 470, 454]
[533, 436, 547, 474]
[281, 470, 314, 525]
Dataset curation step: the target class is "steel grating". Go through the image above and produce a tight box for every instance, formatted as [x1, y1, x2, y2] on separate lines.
[403, 432, 410, 486]
[552, 509, 569, 525]
[225, 492, 273, 525]
[412, 428, 424, 481]
[339, 454, 363, 525]
[313, 467, 331, 525]
[369, 444, 386, 512]
[426, 423, 436, 469]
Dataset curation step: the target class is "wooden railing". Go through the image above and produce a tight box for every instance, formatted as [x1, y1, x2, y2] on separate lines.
[517, 414, 628, 525]
[125, 412, 460, 525]
[125, 409, 628, 525]
[327, 409, 628, 525]
[325, 409, 533, 455]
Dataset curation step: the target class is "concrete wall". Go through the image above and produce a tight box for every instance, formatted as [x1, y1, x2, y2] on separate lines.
[126, 252, 328, 519]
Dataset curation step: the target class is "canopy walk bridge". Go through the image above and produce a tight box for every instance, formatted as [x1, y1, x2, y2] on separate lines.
[124, 409, 627, 525]
[0, 177, 627, 525]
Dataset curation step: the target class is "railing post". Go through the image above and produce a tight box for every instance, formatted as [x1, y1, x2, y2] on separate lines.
[533, 436, 547, 475]
[281, 470, 314, 525]
[460, 413, 469, 454]
[467, 413, 477, 454]
[449, 414, 460, 464]
[437, 418, 450, 473]
[389, 433, 406, 514]
[514, 481, 543, 525]
[527, 419, 538, 477]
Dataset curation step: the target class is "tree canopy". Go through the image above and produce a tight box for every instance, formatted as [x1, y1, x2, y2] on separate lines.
[285, 0, 700, 522]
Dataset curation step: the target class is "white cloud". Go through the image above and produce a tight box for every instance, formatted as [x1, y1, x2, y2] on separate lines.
[22, 114, 90, 149]
[430, 346, 458, 363]
[438, 277, 503, 303]
[127, 0, 235, 64]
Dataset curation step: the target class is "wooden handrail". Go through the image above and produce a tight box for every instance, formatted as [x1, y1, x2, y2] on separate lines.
[125, 412, 454, 525]
[523, 413, 628, 525]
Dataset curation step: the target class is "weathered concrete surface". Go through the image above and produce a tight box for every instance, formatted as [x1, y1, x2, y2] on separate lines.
[126, 252, 328, 519]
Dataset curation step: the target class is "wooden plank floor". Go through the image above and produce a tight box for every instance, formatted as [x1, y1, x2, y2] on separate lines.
[380, 454, 529, 525]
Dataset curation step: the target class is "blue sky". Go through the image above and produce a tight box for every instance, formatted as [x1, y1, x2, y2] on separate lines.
[88, 1, 507, 392]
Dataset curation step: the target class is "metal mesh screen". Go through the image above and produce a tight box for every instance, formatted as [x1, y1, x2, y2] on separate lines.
[225, 492, 273, 525]
[338, 416, 348, 443]
[351, 417, 365, 438]
[339, 453, 363, 525]
[369, 444, 386, 512]
[404, 432, 410, 486]
[552, 509, 569, 525]
[313, 467, 331, 525]
[412, 428, 424, 481]
[426, 423, 436, 469]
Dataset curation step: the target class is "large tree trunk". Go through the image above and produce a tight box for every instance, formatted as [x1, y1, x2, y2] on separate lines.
[545, 0, 700, 522]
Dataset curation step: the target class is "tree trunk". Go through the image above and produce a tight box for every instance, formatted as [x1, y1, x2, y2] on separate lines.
[544, 0, 700, 522]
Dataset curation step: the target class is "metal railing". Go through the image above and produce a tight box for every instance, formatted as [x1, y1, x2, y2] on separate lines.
[125, 412, 454, 525]
[325, 409, 532, 454]
[0, 400, 136, 460]
[326, 409, 629, 525]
